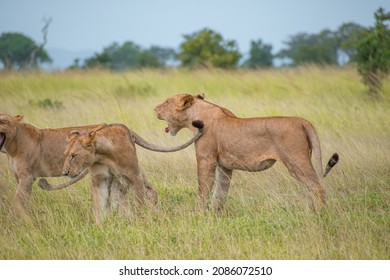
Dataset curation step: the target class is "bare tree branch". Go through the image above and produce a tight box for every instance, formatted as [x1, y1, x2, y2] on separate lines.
[28, 17, 52, 68]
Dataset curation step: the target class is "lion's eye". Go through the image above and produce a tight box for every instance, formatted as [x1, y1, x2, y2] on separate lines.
[70, 154, 77, 161]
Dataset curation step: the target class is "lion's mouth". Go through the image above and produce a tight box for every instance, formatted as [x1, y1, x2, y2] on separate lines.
[164, 121, 170, 133]
[164, 122, 179, 136]
[0, 132, 5, 150]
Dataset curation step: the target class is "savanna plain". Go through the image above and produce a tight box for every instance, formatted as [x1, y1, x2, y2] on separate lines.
[0, 66, 389, 259]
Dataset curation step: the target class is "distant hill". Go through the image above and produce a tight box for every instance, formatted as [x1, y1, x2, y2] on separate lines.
[44, 48, 95, 70]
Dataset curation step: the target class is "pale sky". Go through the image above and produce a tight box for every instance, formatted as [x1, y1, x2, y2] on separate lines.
[1, 0, 389, 56]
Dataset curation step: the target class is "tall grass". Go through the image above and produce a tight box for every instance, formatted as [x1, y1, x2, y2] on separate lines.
[0, 66, 389, 259]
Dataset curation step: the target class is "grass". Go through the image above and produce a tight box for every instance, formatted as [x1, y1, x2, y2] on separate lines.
[0, 66, 389, 259]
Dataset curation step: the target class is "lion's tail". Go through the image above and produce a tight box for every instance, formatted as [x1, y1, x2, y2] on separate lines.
[126, 120, 204, 153]
[303, 122, 339, 178]
[37, 169, 89, 191]
[323, 153, 339, 177]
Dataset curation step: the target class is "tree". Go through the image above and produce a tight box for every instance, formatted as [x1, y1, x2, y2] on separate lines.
[83, 50, 111, 69]
[0, 32, 51, 70]
[336, 22, 365, 64]
[355, 7, 390, 96]
[242, 39, 273, 68]
[178, 28, 241, 68]
[278, 30, 339, 66]
[136, 50, 162, 68]
[83, 41, 169, 70]
[148, 46, 177, 66]
[83, 41, 141, 70]
[29, 17, 52, 68]
[110, 41, 142, 70]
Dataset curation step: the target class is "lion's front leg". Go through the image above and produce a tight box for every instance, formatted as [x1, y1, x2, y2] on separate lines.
[90, 175, 110, 224]
[8, 172, 35, 219]
[196, 157, 217, 208]
[212, 165, 233, 211]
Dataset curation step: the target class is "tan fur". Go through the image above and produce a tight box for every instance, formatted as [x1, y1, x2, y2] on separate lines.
[154, 94, 339, 210]
[0, 113, 202, 218]
[39, 120, 204, 191]
[0, 180, 7, 206]
[62, 124, 156, 223]
[0, 114, 102, 216]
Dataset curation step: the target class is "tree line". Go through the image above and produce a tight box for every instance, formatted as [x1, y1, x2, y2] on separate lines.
[0, 8, 389, 95]
[70, 22, 365, 69]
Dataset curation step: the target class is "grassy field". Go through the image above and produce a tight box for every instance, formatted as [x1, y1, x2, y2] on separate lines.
[0, 66, 389, 259]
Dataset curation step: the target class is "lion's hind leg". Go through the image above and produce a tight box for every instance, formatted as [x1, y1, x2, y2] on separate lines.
[280, 155, 325, 210]
[124, 169, 146, 218]
[117, 182, 131, 219]
[142, 173, 158, 207]
[212, 165, 233, 211]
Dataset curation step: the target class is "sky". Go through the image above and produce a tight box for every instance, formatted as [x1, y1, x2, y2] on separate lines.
[0, 0, 389, 67]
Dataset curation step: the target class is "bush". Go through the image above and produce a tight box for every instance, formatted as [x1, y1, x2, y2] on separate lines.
[355, 8, 390, 97]
[29, 98, 64, 109]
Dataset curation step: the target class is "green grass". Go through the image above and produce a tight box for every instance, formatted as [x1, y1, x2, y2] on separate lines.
[0, 66, 389, 259]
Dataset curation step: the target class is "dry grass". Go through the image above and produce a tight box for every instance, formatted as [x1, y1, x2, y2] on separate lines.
[0, 66, 389, 259]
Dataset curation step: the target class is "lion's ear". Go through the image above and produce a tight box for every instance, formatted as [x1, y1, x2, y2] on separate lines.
[196, 93, 205, 100]
[67, 130, 80, 142]
[176, 94, 194, 111]
[94, 123, 106, 132]
[88, 130, 96, 141]
[14, 115, 23, 122]
[85, 130, 97, 149]
[88, 123, 105, 140]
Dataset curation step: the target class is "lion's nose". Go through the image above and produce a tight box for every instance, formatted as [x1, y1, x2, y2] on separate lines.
[63, 170, 69, 176]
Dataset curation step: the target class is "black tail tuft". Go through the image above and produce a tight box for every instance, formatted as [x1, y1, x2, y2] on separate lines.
[324, 153, 339, 177]
[192, 120, 204, 130]
[328, 153, 339, 168]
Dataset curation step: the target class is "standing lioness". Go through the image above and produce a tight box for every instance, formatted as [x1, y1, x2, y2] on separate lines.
[62, 124, 154, 222]
[44, 121, 204, 223]
[154, 94, 339, 210]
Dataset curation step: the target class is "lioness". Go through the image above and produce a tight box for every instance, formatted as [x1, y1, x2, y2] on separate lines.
[0, 113, 203, 217]
[154, 94, 339, 210]
[61, 124, 157, 222]
[44, 121, 204, 223]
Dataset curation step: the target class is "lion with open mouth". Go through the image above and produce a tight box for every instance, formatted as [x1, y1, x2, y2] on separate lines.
[154, 94, 339, 210]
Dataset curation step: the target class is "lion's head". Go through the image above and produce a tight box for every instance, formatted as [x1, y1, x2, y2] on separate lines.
[0, 114, 23, 152]
[63, 129, 98, 178]
[154, 94, 204, 136]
